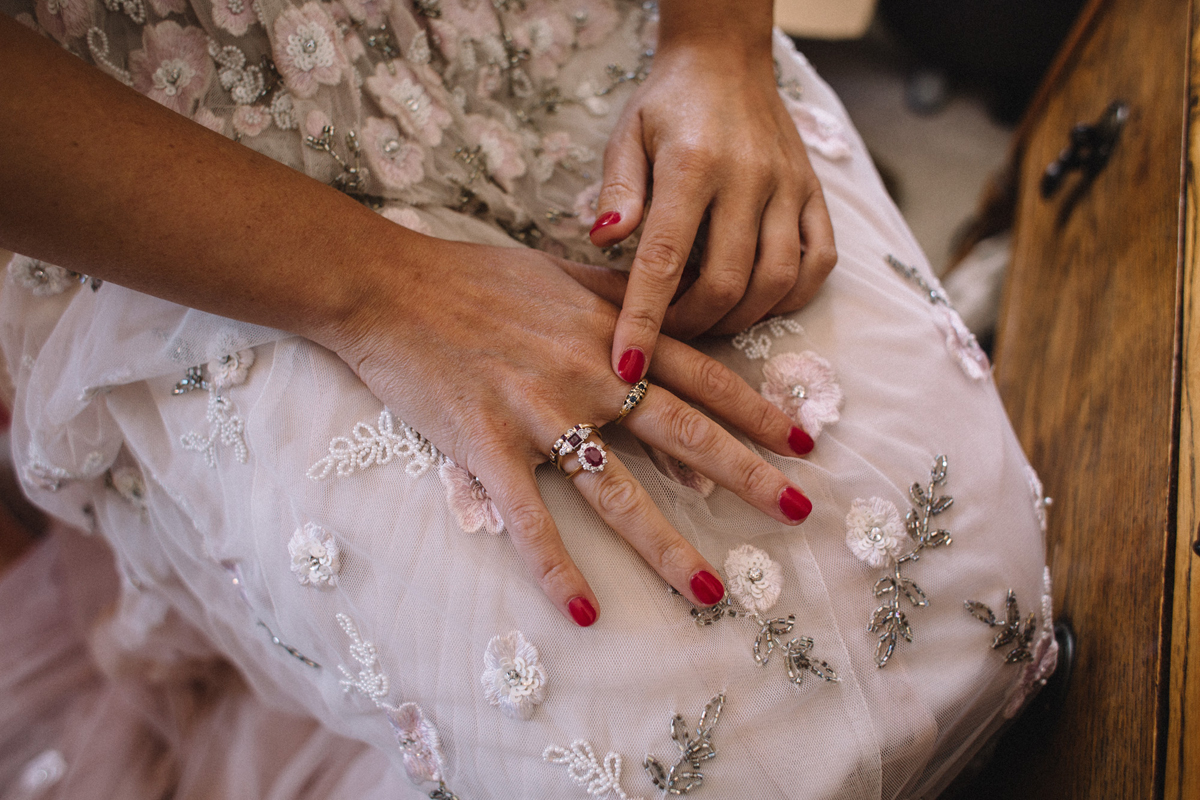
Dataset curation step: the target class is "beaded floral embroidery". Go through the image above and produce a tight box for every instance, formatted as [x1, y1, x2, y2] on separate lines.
[964, 590, 1036, 664]
[181, 390, 249, 467]
[129, 21, 214, 116]
[856, 455, 954, 667]
[886, 254, 989, 381]
[288, 523, 341, 587]
[544, 740, 643, 800]
[761, 350, 843, 440]
[481, 630, 547, 719]
[307, 408, 441, 480]
[1004, 567, 1058, 717]
[335, 613, 461, 797]
[845, 497, 907, 569]
[273, 2, 347, 99]
[107, 466, 147, 511]
[207, 349, 255, 390]
[731, 316, 804, 361]
[643, 694, 726, 795]
[681, 545, 839, 686]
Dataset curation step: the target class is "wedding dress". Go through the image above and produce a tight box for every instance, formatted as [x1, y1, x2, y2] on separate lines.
[0, 1, 1055, 797]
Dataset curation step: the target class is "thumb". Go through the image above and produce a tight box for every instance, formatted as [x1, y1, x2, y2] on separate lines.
[589, 112, 648, 248]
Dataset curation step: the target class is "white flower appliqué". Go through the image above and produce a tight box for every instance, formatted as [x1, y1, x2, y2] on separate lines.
[845, 497, 907, 569]
[109, 466, 147, 511]
[207, 349, 255, 390]
[724, 544, 783, 614]
[7, 255, 76, 296]
[307, 408, 441, 480]
[482, 630, 546, 720]
[288, 523, 341, 587]
[761, 351, 843, 438]
[544, 741, 643, 800]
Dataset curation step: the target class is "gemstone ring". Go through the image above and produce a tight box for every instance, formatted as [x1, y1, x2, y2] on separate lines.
[550, 424, 607, 477]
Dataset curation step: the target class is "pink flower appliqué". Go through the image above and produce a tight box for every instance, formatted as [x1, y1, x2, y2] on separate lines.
[147, 0, 186, 17]
[439, 461, 505, 535]
[365, 62, 453, 147]
[194, 108, 227, 136]
[648, 446, 714, 497]
[340, 0, 389, 27]
[564, 0, 620, 49]
[384, 703, 446, 785]
[504, 2, 574, 80]
[381, 205, 432, 235]
[1005, 567, 1059, 718]
[211, 0, 259, 37]
[783, 95, 852, 161]
[272, 2, 348, 99]
[35, 0, 90, 44]
[932, 305, 989, 381]
[761, 351, 843, 438]
[426, 0, 502, 65]
[362, 117, 425, 191]
[129, 22, 214, 116]
[232, 105, 271, 136]
[464, 113, 527, 192]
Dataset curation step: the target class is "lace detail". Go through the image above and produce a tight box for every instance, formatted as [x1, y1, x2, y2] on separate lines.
[307, 408, 441, 480]
[7, 255, 77, 296]
[107, 466, 147, 511]
[336, 612, 390, 703]
[23, 443, 105, 492]
[288, 522, 341, 587]
[1026, 464, 1051, 533]
[886, 254, 989, 381]
[845, 497, 907, 569]
[86, 27, 134, 86]
[544, 741, 643, 800]
[731, 317, 804, 360]
[439, 460, 505, 534]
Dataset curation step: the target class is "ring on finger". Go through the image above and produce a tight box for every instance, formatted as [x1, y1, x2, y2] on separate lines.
[613, 379, 649, 425]
[551, 423, 607, 475]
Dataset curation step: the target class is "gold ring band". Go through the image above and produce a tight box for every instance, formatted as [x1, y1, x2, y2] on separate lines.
[614, 379, 649, 425]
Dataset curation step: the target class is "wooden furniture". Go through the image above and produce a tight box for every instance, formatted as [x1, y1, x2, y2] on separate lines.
[961, 0, 1199, 796]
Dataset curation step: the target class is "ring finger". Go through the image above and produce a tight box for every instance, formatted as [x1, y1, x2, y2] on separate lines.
[564, 443, 726, 607]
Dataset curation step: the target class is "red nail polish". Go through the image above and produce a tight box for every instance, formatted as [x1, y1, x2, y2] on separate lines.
[590, 211, 621, 235]
[617, 348, 645, 383]
[568, 596, 597, 627]
[690, 570, 725, 605]
[779, 487, 812, 522]
[788, 427, 814, 456]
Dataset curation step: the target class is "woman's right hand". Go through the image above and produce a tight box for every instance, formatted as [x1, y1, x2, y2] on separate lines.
[329, 235, 816, 626]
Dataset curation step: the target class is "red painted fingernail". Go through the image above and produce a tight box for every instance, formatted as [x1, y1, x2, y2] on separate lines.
[690, 570, 725, 605]
[568, 596, 597, 627]
[617, 348, 645, 383]
[590, 210, 621, 235]
[779, 487, 812, 522]
[788, 427, 814, 456]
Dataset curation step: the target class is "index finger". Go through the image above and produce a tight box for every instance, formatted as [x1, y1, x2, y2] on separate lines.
[612, 164, 711, 383]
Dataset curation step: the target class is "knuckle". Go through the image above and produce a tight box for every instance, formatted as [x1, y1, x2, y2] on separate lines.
[593, 472, 641, 518]
[621, 303, 666, 340]
[665, 402, 711, 453]
[693, 358, 737, 405]
[655, 536, 693, 575]
[672, 141, 718, 174]
[506, 499, 554, 542]
[810, 243, 839, 274]
[535, 558, 576, 597]
[706, 275, 745, 309]
[762, 261, 801, 296]
[738, 457, 778, 499]
[636, 238, 689, 282]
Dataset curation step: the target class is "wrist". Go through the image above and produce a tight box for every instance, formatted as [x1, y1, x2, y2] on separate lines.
[655, 1, 774, 73]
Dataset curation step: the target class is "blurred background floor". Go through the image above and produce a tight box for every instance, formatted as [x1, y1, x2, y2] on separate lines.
[797, 27, 1013, 276]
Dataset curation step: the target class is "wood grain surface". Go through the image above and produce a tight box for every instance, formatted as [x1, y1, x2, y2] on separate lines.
[988, 0, 1191, 795]
[1166, 3, 1200, 798]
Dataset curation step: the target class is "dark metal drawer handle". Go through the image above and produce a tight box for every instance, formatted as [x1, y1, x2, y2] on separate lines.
[1040, 101, 1129, 198]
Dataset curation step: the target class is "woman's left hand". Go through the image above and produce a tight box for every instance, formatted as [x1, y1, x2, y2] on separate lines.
[586, 34, 837, 382]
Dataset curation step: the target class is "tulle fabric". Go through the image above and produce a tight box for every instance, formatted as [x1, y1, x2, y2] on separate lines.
[0, 1, 1052, 795]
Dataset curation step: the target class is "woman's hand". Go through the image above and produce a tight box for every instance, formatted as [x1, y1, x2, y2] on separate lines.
[332, 236, 817, 626]
[587, 12, 837, 383]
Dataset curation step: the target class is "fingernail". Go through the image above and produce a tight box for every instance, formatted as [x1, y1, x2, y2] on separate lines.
[617, 348, 645, 383]
[568, 596, 597, 627]
[590, 210, 621, 235]
[690, 570, 725, 605]
[788, 427, 814, 456]
[779, 487, 812, 522]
